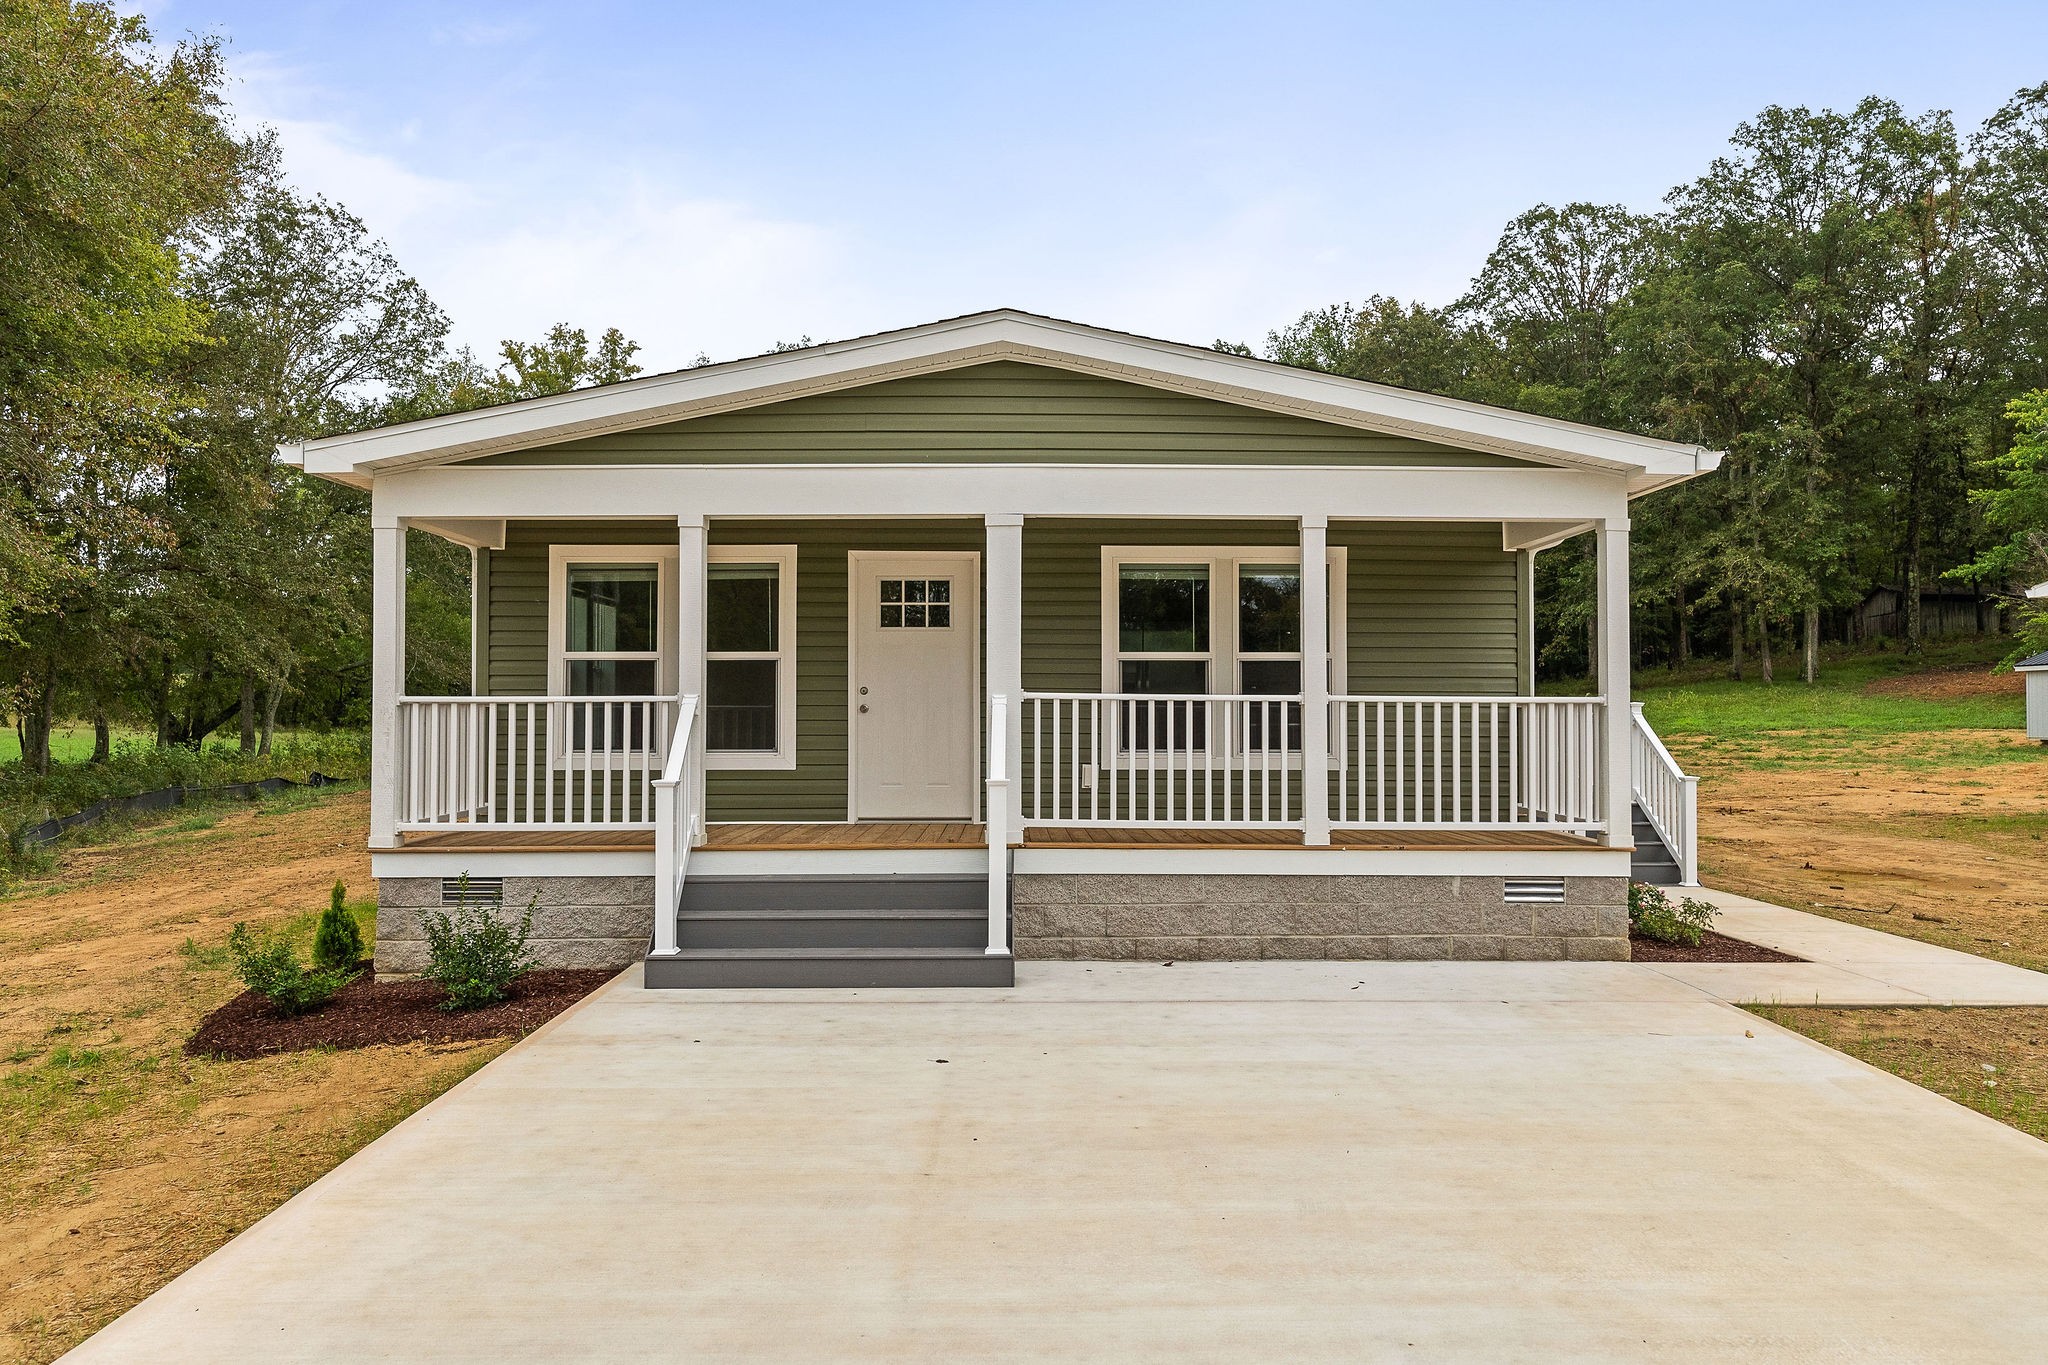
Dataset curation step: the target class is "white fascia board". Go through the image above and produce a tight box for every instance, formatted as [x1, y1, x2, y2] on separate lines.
[371, 462, 1632, 525]
[2027, 581, 2048, 600]
[410, 517, 507, 550]
[293, 311, 1722, 486]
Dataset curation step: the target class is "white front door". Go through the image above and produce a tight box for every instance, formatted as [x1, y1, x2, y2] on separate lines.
[851, 552, 979, 820]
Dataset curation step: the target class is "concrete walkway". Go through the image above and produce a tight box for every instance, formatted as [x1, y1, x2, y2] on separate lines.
[69, 959, 2048, 1363]
[1645, 887, 2048, 1007]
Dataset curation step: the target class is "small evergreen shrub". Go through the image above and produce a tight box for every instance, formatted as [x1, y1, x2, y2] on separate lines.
[227, 923, 354, 1015]
[421, 880, 537, 1010]
[1628, 881, 1719, 947]
[312, 879, 366, 971]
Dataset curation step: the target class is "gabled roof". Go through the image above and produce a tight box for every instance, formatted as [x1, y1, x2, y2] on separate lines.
[281, 309, 1723, 495]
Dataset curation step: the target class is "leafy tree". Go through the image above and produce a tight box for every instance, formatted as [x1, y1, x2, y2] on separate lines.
[0, 1, 242, 770]
[1952, 392, 2048, 660]
[1264, 296, 1486, 397]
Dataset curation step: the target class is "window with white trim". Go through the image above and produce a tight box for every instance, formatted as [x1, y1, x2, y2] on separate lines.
[705, 545, 798, 768]
[1102, 547, 1345, 751]
[549, 545, 678, 755]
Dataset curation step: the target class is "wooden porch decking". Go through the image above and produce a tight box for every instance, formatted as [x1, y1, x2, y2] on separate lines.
[396, 823, 1610, 853]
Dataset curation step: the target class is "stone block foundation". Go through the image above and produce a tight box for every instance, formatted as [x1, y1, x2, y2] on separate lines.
[374, 876, 653, 974]
[1011, 874, 1628, 961]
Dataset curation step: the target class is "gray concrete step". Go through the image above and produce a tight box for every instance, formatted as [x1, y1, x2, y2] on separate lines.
[644, 947, 1015, 989]
[679, 906, 988, 950]
[678, 875, 986, 913]
[1631, 804, 1681, 886]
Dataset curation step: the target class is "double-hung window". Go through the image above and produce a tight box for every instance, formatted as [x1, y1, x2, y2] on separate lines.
[1103, 547, 1345, 754]
[551, 546, 676, 754]
[704, 545, 797, 768]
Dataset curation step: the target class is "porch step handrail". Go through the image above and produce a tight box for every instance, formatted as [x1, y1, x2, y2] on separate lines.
[1328, 694, 1606, 834]
[1629, 702, 1699, 885]
[1019, 691, 1306, 828]
[393, 694, 680, 829]
[650, 695, 702, 957]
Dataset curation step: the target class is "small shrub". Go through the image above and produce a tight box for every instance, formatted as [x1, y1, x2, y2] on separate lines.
[1628, 881, 1718, 947]
[227, 923, 354, 1016]
[312, 879, 366, 971]
[421, 881, 536, 1010]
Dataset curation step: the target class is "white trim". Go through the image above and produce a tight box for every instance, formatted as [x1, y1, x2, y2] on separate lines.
[703, 544, 799, 770]
[1010, 846, 1632, 876]
[290, 311, 1721, 493]
[846, 550, 983, 822]
[369, 463, 1634, 525]
[1099, 544, 1349, 718]
[372, 850, 654, 878]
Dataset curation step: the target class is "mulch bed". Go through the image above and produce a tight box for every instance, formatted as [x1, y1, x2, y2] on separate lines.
[1630, 930, 1805, 964]
[186, 968, 615, 1060]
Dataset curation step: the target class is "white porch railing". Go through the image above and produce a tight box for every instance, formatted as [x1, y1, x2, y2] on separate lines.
[650, 696, 703, 957]
[394, 695, 682, 829]
[1020, 693, 1305, 827]
[1020, 691, 1608, 835]
[1330, 696, 1606, 833]
[1629, 702, 1699, 885]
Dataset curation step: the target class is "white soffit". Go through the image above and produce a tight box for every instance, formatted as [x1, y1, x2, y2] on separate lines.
[281, 310, 1723, 492]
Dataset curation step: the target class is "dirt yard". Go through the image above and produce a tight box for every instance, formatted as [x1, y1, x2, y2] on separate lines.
[0, 791, 515, 1365]
[1677, 733, 2048, 972]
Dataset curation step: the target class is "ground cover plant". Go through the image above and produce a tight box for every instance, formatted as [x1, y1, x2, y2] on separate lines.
[1627, 882, 1718, 947]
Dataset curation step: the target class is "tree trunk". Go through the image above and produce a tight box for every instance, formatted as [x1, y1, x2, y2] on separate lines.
[239, 678, 257, 754]
[1730, 602, 1745, 681]
[22, 670, 56, 776]
[260, 684, 281, 757]
[1802, 607, 1819, 685]
[92, 712, 110, 763]
[1760, 616, 1774, 684]
[1675, 589, 1691, 668]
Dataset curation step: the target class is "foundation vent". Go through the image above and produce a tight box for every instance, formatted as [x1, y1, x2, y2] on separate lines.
[441, 876, 505, 906]
[1503, 878, 1566, 904]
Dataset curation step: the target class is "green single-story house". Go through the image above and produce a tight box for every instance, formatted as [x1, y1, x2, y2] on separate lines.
[285, 310, 1715, 986]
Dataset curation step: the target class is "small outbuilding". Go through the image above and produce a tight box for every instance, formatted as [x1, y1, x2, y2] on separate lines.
[2022, 647, 2048, 743]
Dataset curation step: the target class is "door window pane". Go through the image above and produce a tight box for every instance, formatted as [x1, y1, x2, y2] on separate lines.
[879, 579, 953, 628]
[707, 659, 777, 751]
[566, 566, 657, 653]
[1119, 565, 1209, 652]
[1238, 565, 1300, 653]
[708, 564, 777, 653]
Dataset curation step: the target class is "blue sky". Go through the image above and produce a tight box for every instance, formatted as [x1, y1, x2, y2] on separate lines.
[148, 1, 2048, 371]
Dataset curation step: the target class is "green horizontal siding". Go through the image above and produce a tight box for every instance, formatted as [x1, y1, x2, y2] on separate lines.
[480, 516, 1521, 824]
[469, 361, 1524, 468]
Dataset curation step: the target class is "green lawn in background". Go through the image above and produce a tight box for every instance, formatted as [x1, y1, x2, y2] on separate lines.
[0, 724, 156, 765]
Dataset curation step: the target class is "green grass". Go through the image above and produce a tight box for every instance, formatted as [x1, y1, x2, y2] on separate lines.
[0, 724, 154, 765]
[1618, 637, 2035, 772]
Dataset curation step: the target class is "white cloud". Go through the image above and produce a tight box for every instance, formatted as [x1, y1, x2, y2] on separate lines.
[224, 51, 863, 369]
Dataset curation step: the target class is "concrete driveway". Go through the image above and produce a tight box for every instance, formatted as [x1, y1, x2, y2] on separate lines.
[69, 960, 2048, 1362]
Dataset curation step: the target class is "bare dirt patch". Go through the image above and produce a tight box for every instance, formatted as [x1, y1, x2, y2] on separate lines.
[1753, 1006, 2048, 1141]
[1670, 736, 2048, 972]
[187, 969, 611, 1060]
[0, 791, 523, 1364]
[1861, 667, 2025, 702]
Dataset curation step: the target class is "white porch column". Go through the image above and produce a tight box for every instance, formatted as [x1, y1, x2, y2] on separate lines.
[1595, 520, 1632, 848]
[1518, 547, 1537, 696]
[676, 514, 708, 835]
[985, 513, 1025, 843]
[1300, 515, 1331, 845]
[369, 517, 407, 849]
